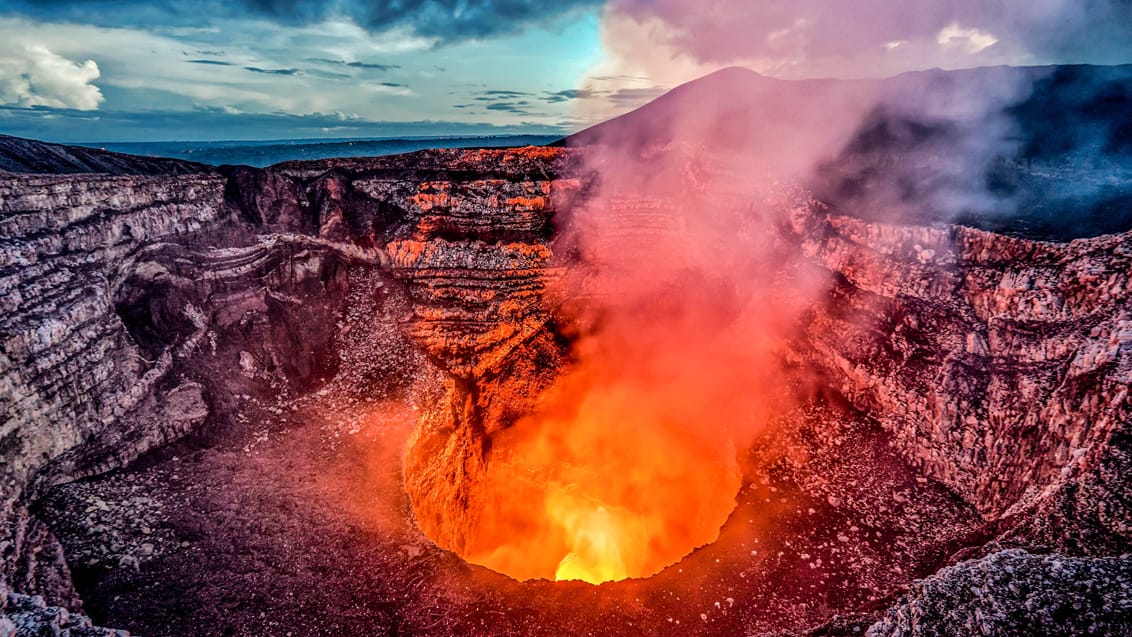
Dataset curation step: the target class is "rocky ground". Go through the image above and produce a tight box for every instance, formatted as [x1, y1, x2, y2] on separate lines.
[37, 381, 987, 637]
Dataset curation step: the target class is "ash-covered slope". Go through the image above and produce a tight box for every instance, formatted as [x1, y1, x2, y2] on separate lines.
[0, 134, 210, 176]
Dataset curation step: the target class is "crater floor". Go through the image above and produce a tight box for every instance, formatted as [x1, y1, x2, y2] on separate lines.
[40, 385, 983, 636]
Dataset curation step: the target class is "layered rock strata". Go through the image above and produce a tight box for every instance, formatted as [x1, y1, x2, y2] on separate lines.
[790, 210, 1132, 553]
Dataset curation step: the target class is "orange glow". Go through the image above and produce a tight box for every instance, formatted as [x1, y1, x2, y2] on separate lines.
[457, 369, 744, 584]
[413, 273, 789, 583]
[404, 147, 819, 586]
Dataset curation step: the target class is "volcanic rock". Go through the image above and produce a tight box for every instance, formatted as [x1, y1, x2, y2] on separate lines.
[1, 75, 1130, 636]
[0, 134, 208, 176]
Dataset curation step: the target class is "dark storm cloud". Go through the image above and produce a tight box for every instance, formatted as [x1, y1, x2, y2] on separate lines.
[238, 0, 601, 41]
[186, 59, 234, 66]
[8, 0, 600, 43]
[244, 66, 300, 75]
[543, 88, 601, 103]
[380, 82, 407, 88]
[307, 58, 401, 72]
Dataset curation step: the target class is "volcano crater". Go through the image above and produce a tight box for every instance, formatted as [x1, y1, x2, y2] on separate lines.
[2, 138, 1131, 636]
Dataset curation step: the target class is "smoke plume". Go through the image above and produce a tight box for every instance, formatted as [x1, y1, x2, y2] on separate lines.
[473, 0, 1132, 582]
[431, 1, 1132, 584]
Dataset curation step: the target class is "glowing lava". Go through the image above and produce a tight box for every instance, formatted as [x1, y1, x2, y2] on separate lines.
[403, 148, 801, 586]
[447, 355, 745, 584]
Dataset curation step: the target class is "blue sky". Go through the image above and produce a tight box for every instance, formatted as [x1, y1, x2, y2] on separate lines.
[3, 0, 1131, 143]
[0, 1, 626, 141]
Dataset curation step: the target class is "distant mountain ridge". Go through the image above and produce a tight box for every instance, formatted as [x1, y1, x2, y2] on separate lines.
[563, 64, 1132, 154]
[0, 134, 211, 176]
[0, 134, 562, 172]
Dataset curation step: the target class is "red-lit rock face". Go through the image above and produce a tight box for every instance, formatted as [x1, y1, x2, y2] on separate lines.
[382, 146, 1132, 584]
[392, 147, 805, 583]
[384, 145, 1127, 588]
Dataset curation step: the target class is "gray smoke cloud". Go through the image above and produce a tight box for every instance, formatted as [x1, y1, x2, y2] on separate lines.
[608, 0, 1132, 71]
[588, 0, 1132, 236]
[7, 0, 601, 43]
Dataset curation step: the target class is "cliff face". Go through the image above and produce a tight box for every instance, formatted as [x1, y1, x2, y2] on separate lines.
[1, 173, 228, 604]
[0, 145, 580, 613]
[0, 161, 388, 608]
[790, 210, 1132, 551]
[1, 139, 1130, 635]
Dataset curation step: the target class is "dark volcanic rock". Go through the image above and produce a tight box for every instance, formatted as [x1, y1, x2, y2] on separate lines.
[866, 549, 1132, 636]
[0, 135, 209, 176]
[789, 212, 1132, 552]
[1, 575, 126, 637]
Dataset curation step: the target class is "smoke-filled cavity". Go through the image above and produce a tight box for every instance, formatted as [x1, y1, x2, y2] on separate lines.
[405, 1, 1132, 587]
[416, 132, 836, 584]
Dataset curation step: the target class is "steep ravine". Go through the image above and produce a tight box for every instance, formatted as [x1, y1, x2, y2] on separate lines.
[1, 141, 1130, 636]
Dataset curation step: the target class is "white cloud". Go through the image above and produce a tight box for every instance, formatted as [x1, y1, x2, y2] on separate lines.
[0, 43, 104, 110]
[0, 14, 588, 133]
[937, 22, 999, 54]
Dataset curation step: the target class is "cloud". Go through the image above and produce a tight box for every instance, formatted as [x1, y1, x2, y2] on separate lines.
[482, 89, 532, 96]
[936, 21, 998, 54]
[306, 69, 351, 80]
[543, 88, 601, 103]
[604, 0, 1132, 77]
[0, 103, 567, 141]
[0, 43, 104, 110]
[8, 0, 601, 44]
[606, 86, 668, 106]
[485, 101, 529, 114]
[0, 11, 589, 137]
[241, 0, 601, 42]
[307, 57, 400, 72]
[244, 66, 299, 75]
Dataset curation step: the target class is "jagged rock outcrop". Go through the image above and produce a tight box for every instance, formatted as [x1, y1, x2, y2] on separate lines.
[1, 575, 127, 637]
[789, 210, 1132, 554]
[865, 549, 1132, 636]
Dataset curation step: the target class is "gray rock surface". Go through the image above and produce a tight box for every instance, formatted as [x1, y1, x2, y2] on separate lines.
[866, 549, 1132, 636]
[1, 574, 126, 637]
[789, 211, 1132, 553]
